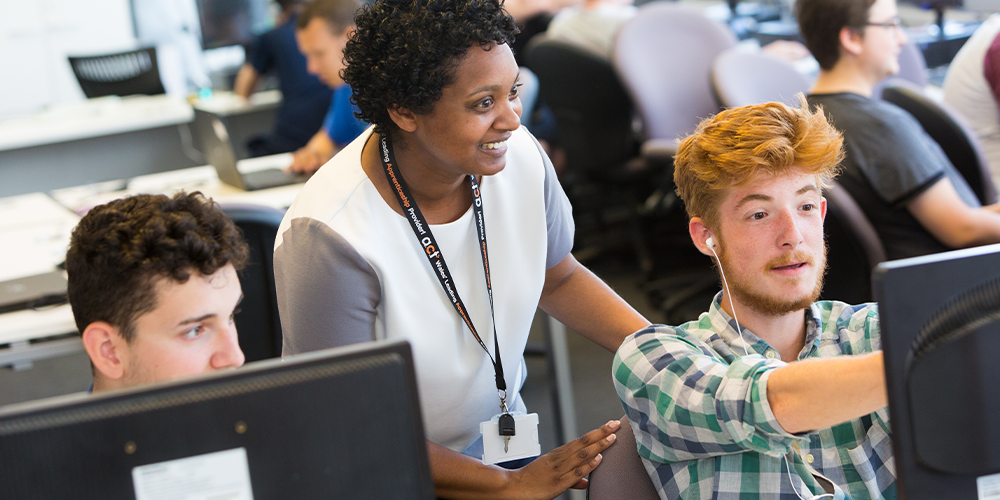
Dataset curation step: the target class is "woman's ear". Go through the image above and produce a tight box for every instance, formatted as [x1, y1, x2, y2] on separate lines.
[387, 106, 418, 133]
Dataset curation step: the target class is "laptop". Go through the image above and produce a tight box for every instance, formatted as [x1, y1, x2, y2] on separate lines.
[194, 108, 309, 191]
[0, 271, 68, 315]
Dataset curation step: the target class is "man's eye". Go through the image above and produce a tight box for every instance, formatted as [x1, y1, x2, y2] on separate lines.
[183, 326, 204, 339]
[751, 212, 766, 220]
[229, 308, 242, 323]
[802, 203, 815, 211]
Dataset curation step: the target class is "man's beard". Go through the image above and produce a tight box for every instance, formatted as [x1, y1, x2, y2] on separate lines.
[717, 243, 827, 317]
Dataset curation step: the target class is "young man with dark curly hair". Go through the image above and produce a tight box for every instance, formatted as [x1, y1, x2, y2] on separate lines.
[614, 101, 895, 499]
[67, 192, 249, 392]
[801, 0, 1000, 261]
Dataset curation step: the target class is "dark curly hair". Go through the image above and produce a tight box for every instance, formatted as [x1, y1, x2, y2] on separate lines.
[66, 192, 249, 342]
[342, 0, 518, 134]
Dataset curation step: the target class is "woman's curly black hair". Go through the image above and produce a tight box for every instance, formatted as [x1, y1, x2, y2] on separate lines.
[342, 0, 519, 134]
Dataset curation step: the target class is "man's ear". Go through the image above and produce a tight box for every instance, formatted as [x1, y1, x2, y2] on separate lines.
[81, 322, 126, 380]
[839, 26, 865, 57]
[387, 106, 418, 133]
[690, 217, 715, 256]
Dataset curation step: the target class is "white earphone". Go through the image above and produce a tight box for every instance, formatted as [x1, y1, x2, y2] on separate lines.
[705, 234, 749, 357]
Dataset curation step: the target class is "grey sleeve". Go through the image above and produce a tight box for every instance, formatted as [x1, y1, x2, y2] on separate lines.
[530, 133, 576, 269]
[274, 218, 381, 356]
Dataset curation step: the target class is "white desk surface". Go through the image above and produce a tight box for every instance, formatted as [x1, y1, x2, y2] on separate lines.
[0, 90, 283, 152]
[0, 95, 194, 152]
[0, 153, 302, 347]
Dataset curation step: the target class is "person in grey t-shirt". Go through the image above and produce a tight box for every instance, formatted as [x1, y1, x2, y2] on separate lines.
[799, 0, 1000, 260]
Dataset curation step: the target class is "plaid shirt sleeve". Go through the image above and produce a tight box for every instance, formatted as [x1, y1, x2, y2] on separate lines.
[613, 325, 808, 464]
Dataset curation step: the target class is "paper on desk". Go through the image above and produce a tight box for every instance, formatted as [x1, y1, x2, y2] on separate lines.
[0, 193, 79, 232]
[132, 448, 254, 500]
[0, 193, 77, 281]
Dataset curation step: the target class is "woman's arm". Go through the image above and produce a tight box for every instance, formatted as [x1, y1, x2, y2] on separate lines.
[538, 254, 650, 352]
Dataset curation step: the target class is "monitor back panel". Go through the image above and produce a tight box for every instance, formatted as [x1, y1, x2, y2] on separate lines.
[875, 244, 1000, 500]
[0, 341, 434, 500]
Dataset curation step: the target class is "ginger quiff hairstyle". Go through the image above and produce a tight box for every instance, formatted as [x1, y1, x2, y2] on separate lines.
[674, 99, 844, 232]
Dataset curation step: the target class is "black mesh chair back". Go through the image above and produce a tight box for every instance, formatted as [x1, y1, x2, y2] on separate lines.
[881, 78, 998, 205]
[68, 47, 166, 99]
[221, 204, 285, 362]
[526, 35, 639, 176]
[822, 182, 887, 304]
[711, 48, 811, 108]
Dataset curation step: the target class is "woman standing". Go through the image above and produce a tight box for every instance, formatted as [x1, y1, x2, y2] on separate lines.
[273, 0, 649, 497]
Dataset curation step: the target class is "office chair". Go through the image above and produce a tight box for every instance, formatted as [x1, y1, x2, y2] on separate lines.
[68, 47, 166, 99]
[587, 414, 658, 500]
[221, 203, 285, 362]
[821, 182, 887, 304]
[881, 78, 998, 205]
[872, 42, 927, 100]
[711, 48, 811, 108]
[526, 34, 655, 277]
[613, 3, 737, 147]
[612, 4, 735, 320]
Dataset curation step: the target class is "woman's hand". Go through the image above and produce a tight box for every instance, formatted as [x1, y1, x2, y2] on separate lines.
[500, 419, 621, 500]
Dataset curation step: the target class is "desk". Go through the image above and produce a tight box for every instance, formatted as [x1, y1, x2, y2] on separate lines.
[0, 155, 299, 371]
[0, 91, 282, 197]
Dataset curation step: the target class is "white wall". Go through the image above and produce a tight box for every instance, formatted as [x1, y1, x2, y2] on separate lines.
[0, 0, 137, 120]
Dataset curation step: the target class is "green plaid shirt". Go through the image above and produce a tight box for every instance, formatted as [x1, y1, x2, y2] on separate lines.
[613, 294, 895, 500]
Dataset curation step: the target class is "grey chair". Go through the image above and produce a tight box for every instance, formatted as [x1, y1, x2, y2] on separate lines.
[821, 182, 887, 304]
[613, 3, 738, 148]
[68, 47, 166, 99]
[711, 48, 812, 108]
[881, 78, 998, 205]
[587, 414, 658, 500]
[221, 203, 285, 362]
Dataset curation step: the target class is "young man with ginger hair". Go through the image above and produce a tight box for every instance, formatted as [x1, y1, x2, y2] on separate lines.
[68, 192, 249, 392]
[614, 101, 896, 499]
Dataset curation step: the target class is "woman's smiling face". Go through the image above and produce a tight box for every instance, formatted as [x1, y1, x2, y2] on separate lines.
[403, 42, 522, 179]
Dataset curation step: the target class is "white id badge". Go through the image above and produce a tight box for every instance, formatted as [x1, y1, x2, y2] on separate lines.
[480, 411, 541, 465]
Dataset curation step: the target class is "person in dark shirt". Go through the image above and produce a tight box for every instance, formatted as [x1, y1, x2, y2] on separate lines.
[235, 0, 333, 157]
[799, 0, 1000, 260]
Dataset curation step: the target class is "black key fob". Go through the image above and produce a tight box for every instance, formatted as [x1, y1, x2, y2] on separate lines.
[498, 413, 516, 436]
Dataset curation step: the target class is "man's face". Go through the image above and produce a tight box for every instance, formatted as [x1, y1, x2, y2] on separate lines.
[857, 0, 907, 81]
[712, 169, 828, 316]
[116, 264, 245, 387]
[296, 18, 351, 88]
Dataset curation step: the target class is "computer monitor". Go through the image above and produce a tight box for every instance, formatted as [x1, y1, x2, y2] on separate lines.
[874, 244, 1000, 499]
[0, 339, 434, 499]
[197, 0, 272, 50]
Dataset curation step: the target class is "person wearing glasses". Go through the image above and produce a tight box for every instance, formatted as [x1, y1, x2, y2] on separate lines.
[801, 0, 1000, 261]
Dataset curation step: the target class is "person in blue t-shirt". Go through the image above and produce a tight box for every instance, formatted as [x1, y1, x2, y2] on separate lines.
[235, 0, 333, 157]
[287, 0, 367, 174]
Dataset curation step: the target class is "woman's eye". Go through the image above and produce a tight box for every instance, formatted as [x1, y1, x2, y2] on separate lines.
[478, 97, 494, 109]
[510, 82, 522, 97]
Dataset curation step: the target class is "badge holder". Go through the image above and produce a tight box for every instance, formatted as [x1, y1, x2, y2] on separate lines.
[481, 412, 540, 465]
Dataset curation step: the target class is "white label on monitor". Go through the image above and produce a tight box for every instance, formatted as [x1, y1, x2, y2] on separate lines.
[132, 447, 254, 500]
[978, 472, 1000, 500]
